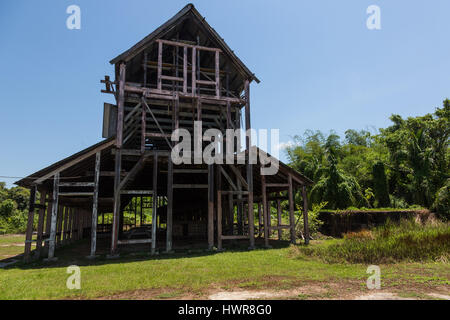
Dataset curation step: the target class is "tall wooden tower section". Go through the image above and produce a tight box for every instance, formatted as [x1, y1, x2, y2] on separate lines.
[102, 4, 260, 254]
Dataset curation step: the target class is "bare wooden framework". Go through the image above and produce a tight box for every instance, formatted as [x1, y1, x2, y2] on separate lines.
[20, 5, 312, 261]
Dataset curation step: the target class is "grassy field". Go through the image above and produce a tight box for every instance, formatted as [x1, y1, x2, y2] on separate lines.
[0, 232, 448, 300]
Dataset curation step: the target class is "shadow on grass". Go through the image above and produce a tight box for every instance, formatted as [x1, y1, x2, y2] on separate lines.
[2, 237, 292, 271]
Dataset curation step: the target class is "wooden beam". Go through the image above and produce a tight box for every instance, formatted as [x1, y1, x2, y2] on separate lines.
[303, 185, 310, 245]
[173, 184, 208, 189]
[166, 156, 173, 253]
[192, 47, 196, 96]
[59, 182, 95, 187]
[221, 235, 249, 240]
[47, 174, 59, 260]
[219, 165, 237, 191]
[208, 165, 214, 250]
[116, 63, 126, 148]
[24, 186, 36, 261]
[277, 199, 282, 240]
[34, 139, 115, 184]
[89, 152, 101, 257]
[118, 239, 152, 245]
[288, 174, 296, 244]
[217, 190, 222, 251]
[151, 153, 158, 255]
[35, 190, 47, 258]
[261, 175, 269, 248]
[111, 150, 121, 255]
[141, 104, 146, 153]
[215, 51, 220, 98]
[157, 41, 162, 91]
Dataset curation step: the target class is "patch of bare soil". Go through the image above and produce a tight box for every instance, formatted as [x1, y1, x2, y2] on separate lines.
[95, 288, 198, 300]
[90, 277, 449, 300]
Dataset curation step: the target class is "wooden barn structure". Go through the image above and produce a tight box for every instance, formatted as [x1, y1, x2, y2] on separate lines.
[16, 4, 313, 261]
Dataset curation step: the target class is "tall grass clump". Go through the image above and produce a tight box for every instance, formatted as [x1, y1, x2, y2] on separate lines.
[298, 218, 450, 264]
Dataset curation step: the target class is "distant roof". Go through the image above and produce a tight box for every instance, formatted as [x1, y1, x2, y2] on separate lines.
[110, 3, 260, 83]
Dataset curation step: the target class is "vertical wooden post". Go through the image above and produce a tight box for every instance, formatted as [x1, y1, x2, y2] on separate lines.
[183, 46, 188, 94]
[68, 208, 74, 243]
[44, 192, 52, 252]
[56, 206, 63, 246]
[302, 185, 310, 245]
[116, 63, 126, 148]
[157, 41, 162, 91]
[111, 150, 121, 256]
[143, 51, 148, 87]
[166, 156, 173, 253]
[192, 47, 196, 96]
[228, 193, 233, 235]
[288, 174, 296, 244]
[261, 175, 270, 248]
[207, 164, 215, 250]
[63, 206, 70, 245]
[151, 153, 158, 255]
[76, 209, 81, 240]
[90, 151, 101, 257]
[47, 173, 59, 260]
[141, 104, 146, 154]
[34, 190, 47, 258]
[215, 51, 220, 98]
[258, 202, 262, 237]
[24, 185, 36, 261]
[244, 80, 254, 248]
[277, 199, 282, 240]
[217, 190, 222, 251]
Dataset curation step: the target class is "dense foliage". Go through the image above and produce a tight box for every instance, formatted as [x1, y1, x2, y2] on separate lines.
[0, 182, 30, 234]
[287, 100, 449, 219]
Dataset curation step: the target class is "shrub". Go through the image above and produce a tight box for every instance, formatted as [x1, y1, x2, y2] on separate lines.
[433, 182, 450, 221]
[296, 218, 450, 263]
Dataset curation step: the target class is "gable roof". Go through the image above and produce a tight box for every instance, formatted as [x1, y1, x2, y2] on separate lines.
[110, 3, 260, 83]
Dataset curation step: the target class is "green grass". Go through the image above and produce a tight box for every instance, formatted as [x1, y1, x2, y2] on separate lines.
[0, 241, 448, 299]
[0, 234, 35, 258]
[296, 219, 450, 264]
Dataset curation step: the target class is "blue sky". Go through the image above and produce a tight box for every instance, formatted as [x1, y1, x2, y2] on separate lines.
[1, 0, 449, 186]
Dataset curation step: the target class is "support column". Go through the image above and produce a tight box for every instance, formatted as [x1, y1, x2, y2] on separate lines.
[258, 203, 262, 237]
[217, 190, 222, 251]
[166, 156, 173, 253]
[244, 79, 255, 249]
[207, 164, 214, 250]
[261, 175, 270, 248]
[110, 63, 125, 257]
[24, 186, 36, 261]
[151, 153, 158, 255]
[47, 173, 59, 260]
[288, 174, 296, 244]
[68, 208, 74, 243]
[111, 150, 121, 256]
[277, 199, 282, 240]
[35, 190, 47, 258]
[89, 151, 101, 258]
[44, 192, 52, 252]
[302, 185, 310, 245]
[57, 206, 64, 247]
[62, 206, 69, 245]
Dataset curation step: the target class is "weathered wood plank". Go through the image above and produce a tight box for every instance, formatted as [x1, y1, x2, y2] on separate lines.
[24, 186, 36, 261]
[47, 174, 59, 259]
